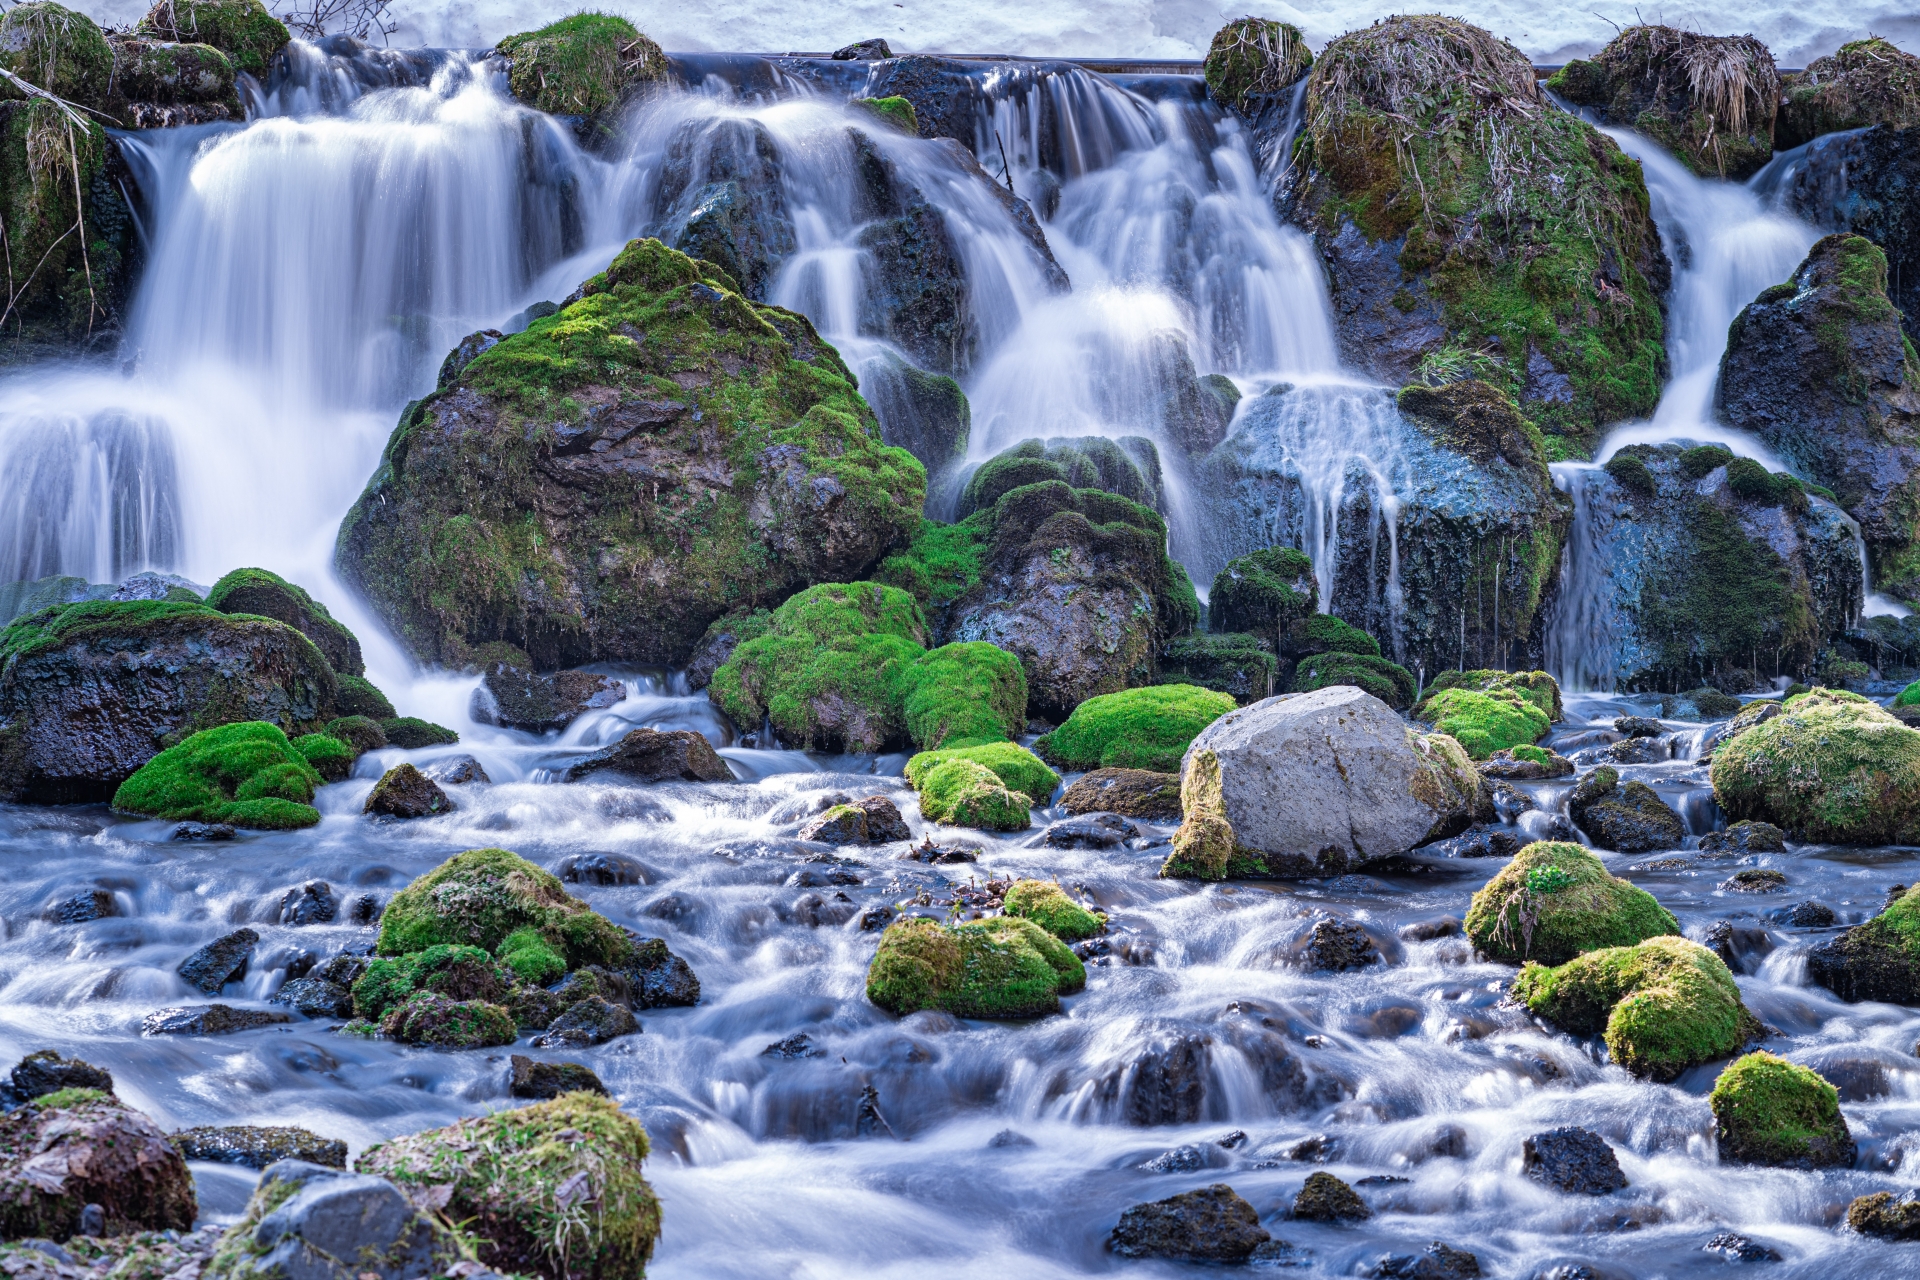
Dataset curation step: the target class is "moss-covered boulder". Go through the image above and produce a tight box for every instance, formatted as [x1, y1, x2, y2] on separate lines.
[1778, 38, 1920, 150]
[351, 943, 513, 1021]
[377, 848, 630, 970]
[902, 641, 1027, 749]
[1567, 765, 1687, 852]
[1283, 17, 1667, 451]
[358, 1092, 659, 1280]
[1712, 688, 1920, 844]
[0, 1089, 195, 1239]
[1417, 667, 1561, 722]
[1465, 841, 1679, 965]
[959, 436, 1164, 519]
[1001, 879, 1105, 941]
[336, 238, 924, 670]
[290, 732, 354, 782]
[1710, 1052, 1855, 1167]
[110, 721, 322, 829]
[0, 1, 111, 99]
[1290, 650, 1417, 710]
[1208, 546, 1316, 647]
[1202, 17, 1310, 115]
[1808, 884, 1920, 1004]
[1034, 684, 1233, 774]
[381, 991, 518, 1048]
[913, 756, 1031, 830]
[1412, 687, 1548, 760]
[201, 1157, 461, 1280]
[380, 717, 458, 749]
[1158, 633, 1279, 704]
[206, 568, 364, 677]
[1514, 936, 1760, 1080]
[1718, 234, 1920, 570]
[906, 740, 1057, 806]
[496, 14, 666, 119]
[1548, 27, 1777, 179]
[333, 674, 394, 721]
[866, 915, 1084, 1018]
[134, 0, 286, 78]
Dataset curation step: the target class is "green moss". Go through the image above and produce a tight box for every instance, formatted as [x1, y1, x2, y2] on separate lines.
[350, 943, 508, 1021]
[381, 717, 458, 748]
[1415, 687, 1550, 759]
[1, 599, 215, 664]
[1680, 444, 1735, 479]
[1001, 879, 1105, 941]
[853, 95, 917, 133]
[376, 848, 630, 969]
[1777, 38, 1920, 148]
[873, 517, 988, 608]
[1711, 688, 1920, 843]
[380, 991, 518, 1047]
[1208, 546, 1317, 641]
[1159, 632, 1281, 704]
[111, 721, 321, 829]
[906, 740, 1057, 804]
[360, 1091, 659, 1280]
[1638, 499, 1813, 679]
[1418, 668, 1562, 720]
[1034, 684, 1235, 773]
[1896, 680, 1920, 708]
[960, 448, 1069, 518]
[31, 1086, 107, 1110]
[1605, 451, 1656, 496]
[134, 0, 287, 78]
[205, 567, 362, 677]
[1514, 935, 1758, 1080]
[1724, 456, 1801, 507]
[333, 673, 395, 720]
[1710, 1051, 1853, 1166]
[914, 757, 1032, 830]
[290, 732, 354, 782]
[1511, 743, 1553, 766]
[901, 641, 1026, 749]
[1464, 840, 1679, 965]
[1203, 17, 1311, 111]
[497, 926, 566, 986]
[325, 715, 386, 754]
[866, 915, 1085, 1018]
[1161, 747, 1233, 880]
[1301, 612, 1377, 656]
[495, 12, 666, 116]
[1290, 651, 1417, 709]
[0, 3, 112, 100]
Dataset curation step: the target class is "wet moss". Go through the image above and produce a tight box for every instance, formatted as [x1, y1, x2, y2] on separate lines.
[1515, 935, 1760, 1080]
[1711, 687, 1920, 843]
[1464, 841, 1679, 965]
[1203, 17, 1310, 112]
[351, 943, 512, 1021]
[380, 717, 458, 748]
[290, 732, 354, 782]
[206, 567, 363, 677]
[914, 756, 1032, 830]
[377, 848, 631, 969]
[873, 517, 989, 608]
[1418, 668, 1561, 720]
[0, 3, 112, 100]
[853, 95, 917, 133]
[380, 991, 518, 1048]
[1035, 684, 1235, 773]
[495, 13, 665, 117]
[866, 915, 1084, 1018]
[906, 740, 1057, 805]
[497, 926, 566, 986]
[1300, 613, 1376, 657]
[1290, 651, 1417, 709]
[111, 721, 321, 829]
[902, 641, 1027, 749]
[1605, 452, 1656, 496]
[1710, 1051, 1854, 1167]
[324, 715, 386, 755]
[1638, 499, 1814, 680]
[1001, 879, 1105, 941]
[333, 673, 395, 720]
[1415, 687, 1550, 759]
[961, 451, 1069, 517]
[134, 0, 287, 79]
[1208, 546, 1317, 643]
[1158, 632, 1280, 704]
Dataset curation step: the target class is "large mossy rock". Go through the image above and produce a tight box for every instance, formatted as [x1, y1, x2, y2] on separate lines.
[134, 0, 285, 78]
[959, 436, 1164, 519]
[1712, 688, 1920, 844]
[1709, 1052, 1855, 1168]
[1568, 765, 1687, 852]
[113, 721, 323, 829]
[1035, 684, 1234, 774]
[206, 567, 364, 677]
[0, 1, 112, 99]
[1202, 17, 1310, 115]
[1163, 686, 1488, 881]
[906, 740, 1056, 807]
[1548, 26, 1778, 179]
[1808, 884, 1920, 1004]
[0, 601, 336, 803]
[1208, 545, 1315, 647]
[335, 238, 925, 670]
[494, 13, 666, 119]
[358, 1092, 658, 1280]
[1283, 17, 1668, 449]
[377, 848, 630, 970]
[1514, 935, 1760, 1081]
[866, 915, 1085, 1018]
[1464, 841, 1679, 966]
[1776, 39, 1920, 150]
[1718, 234, 1920, 571]
[0, 1089, 195, 1238]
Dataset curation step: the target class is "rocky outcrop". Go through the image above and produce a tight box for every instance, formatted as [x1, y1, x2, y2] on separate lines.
[1568, 766, 1686, 852]
[1776, 38, 1920, 150]
[335, 239, 924, 669]
[564, 727, 735, 783]
[651, 115, 795, 299]
[0, 1089, 195, 1238]
[134, 0, 286, 79]
[472, 664, 625, 732]
[857, 352, 971, 474]
[1808, 884, 1920, 1003]
[1718, 235, 1920, 571]
[1774, 125, 1920, 351]
[202, 1158, 460, 1280]
[1109, 1184, 1271, 1262]
[204, 568, 364, 677]
[494, 14, 665, 126]
[1710, 1052, 1855, 1168]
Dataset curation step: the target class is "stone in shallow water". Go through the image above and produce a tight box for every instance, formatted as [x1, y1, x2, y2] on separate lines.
[1372, 1241, 1483, 1278]
[798, 795, 912, 845]
[45, 890, 116, 924]
[761, 1033, 824, 1060]
[171, 822, 235, 842]
[228, 1158, 460, 1280]
[171, 1125, 347, 1169]
[557, 852, 654, 886]
[364, 764, 454, 819]
[423, 754, 490, 785]
[564, 728, 735, 783]
[1701, 1231, 1782, 1262]
[1061, 767, 1181, 819]
[1040, 813, 1139, 849]
[143, 1004, 291, 1036]
[271, 976, 353, 1019]
[1615, 716, 1663, 739]
[1699, 821, 1787, 856]
[508, 1054, 608, 1099]
[534, 996, 638, 1048]
[1291, 1171, 1369, 1222]
[178, 929, 257, 994]
[1522, 1126, 1627, 1195]
[1720, 869, 1787, 893]
[627, 937, 701, 1008]
[1418, 825, 1519, 859]
[1108, 1183, 1270, 1262]
[1768, 900, 1835, 927]
[278, 880, 337, 926]
[1848, 1191, 1920, 1239]
[473, 665, 626, 732]
[1300, 918, 1379, 971]
[8, 1050, 112, 1102]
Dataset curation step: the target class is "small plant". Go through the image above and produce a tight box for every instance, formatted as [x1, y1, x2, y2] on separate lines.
[1526, 865, 1576, 896]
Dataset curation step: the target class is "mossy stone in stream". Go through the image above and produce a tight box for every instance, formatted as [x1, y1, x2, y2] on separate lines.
[1413, 687, 1549, 760]
[1034, 685, 1235, 774]
[906, 740, 1057, 806]
[289, 733, 354, 783]
[205, 568, 364, 677]
[1807, 884, 1920, 1003]
[379, 717, 458, 748]
[1711, 688, 1920, 844]
[358, 1091, 659, 1280]
[495, 13, 666, 117]
[1001, 880, 1105, 941]
[0, 1089, 195, 1239]
[853, 95, 917, 133]
[376, 848, 630, 969]
[1464, 841, 1679, 965]
[333, 674, 395, 720]
[1158, 633, 1280, 704]
[1514, 935, 1761, 1080]
[913, 757, 1031, 830]
[111, 721, 321, 829]
[496, 926, 566, 986]
[324, 714, 386, 755]
[134, 0, 288, 78]
[901, 641, 1027, 750]
[350, 943, 513, 1021]
[866, 915, 1085, 1018]
[1418, 668, 1561, 721]
[380, 991, 518, 1048]
[1709, 1051, 1855, 1167]
[1289, 651, 1417, 710]
[1291, 1172, 1369, 1222]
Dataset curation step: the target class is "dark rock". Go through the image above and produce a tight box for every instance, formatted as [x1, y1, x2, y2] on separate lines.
[564, 728, 735, 784]
[652, 117, 796, 301]
[1703, 920, 1777, 975]
[685, 610, 763, 692]
[1602, 735, 1670, 764]
[1522, 1127, 1627, 1195]
[473, 665, 626, 734]
[1139, 1144, 1214, 1173]
[225, 1158, 460, 1280]
[1108, 1183, 1270, 1262]
[557, 852, 653, 885]
[143, 1005, 291, 1035]
[171, 822, 236, 841]
[278, 881, 337, 926]
[378, 718, 458, 749]
[1400, 916, 1463, 941]
[1769, 900, 1836, 927]
[1062, 767, 1182, 819]
[271, 976, 353, 1019]
[1301, 918, 1380, 971]
[9, 1051, 112, 1102]
[861, 55, 982, 144]
[534, 996, 638, 1048]
[898, 838, 978, 864]
[171, 1125, 346, 1170]
[0, 1089, 194, 1238]
[1809, 921, 1920, 1003]
[422, 755, 490, 786]
[1372, 1241, 1483, 1279]
[856, 350, 973, 475]
[625, 937, 701, 1008]
[1040, 813, 1139, 849]
[987, 1128, 1033, 1148]
[791, 890, 859, 928]
[1286, 1134, 1338, 1162]
[47, 890, 117, 924]
[1699, 821, 1787, 855]
[1419, 825, 1521, 859]
[438, 329, 501, 385]
[761, 1033, 824, 1059]
[349, 894, 381, 925]
[1797, 1047, 1896, 1102]
[363, 764, 453, 819]
[785, 866, 863, 888]
[1291, 1171, 1370, 1222]
[1614, 716, 1663, 739]
[1569, 767, 1686, 852]
[178, 929, 257, 994]
[833, 38, 892, 60]
[799, 794, 911, 845]
[507, 1054, 608, 1099]
[1479, 749, 1574, 779]
[1848, 1190, 1920, 1239]
[1701, 1232, 1781, 1262]
[1720, 869, 1787, 893]
[1777, 124, 1920, 343]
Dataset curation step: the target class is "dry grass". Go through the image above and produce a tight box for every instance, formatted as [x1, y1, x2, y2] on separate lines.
[1616, 27, 1778, 141]
[1215, 17, 1309, 96]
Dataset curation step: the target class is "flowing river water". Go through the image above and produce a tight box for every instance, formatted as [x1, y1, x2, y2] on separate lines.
[0, 41, 1917, 1280]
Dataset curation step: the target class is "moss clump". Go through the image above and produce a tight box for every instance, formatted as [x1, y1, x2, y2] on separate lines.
[111, 721, 321, 829]
[333, 673, 395, 720]
[495, 13, 666, 117]
[497, 926, 567, 986]
[906, 740, 1057, 805]
[1290, 651, 1417, 709]
[1777, 37, 1920, 149]
[381, 717, 458, 748]
[134, 0, 287, 78]
[1465, 841, 1679, 965]
[1035, 684, 1235, 773]
[1711, 688, 1920, 843]
[1297, 612, 1375, 657]
[205, 567, 363, 677]
[1515, 936, 1760, 1080]
[1710, 1051, 1855, 1167]
[874, 517, 988, 608]
[1898, 680, 1920, 708]
[377, 848, 631, 968]
[1418, 667, 1561, 721]
[31, 1086, 108, 1110]
[1161, 746, 1234, 880]
[359, 1092, 659, 1280]
[902, 641, 1027, 750]
[961, 453, 1070, 518]
[0, 2, 113, 100]
[1605, 451, 1657, 496]
[351, 942, 513, 1020]
[1001, 879, 1105, 941]
[866, 915, 1085, 1018]
[914, 757, 1031, 830]
[290, 732, 354, 782]
[380, 991, 518, 1048]
[1208, 546, 1317, 643]
[1203, 17, 1311, 112]
[1415, 687, 1549, 759]
[325, 714, 387, 754]
[1636, 497, 1814, 680]
[1159, 633, 1280, 704]
[853, 95, 917, 133]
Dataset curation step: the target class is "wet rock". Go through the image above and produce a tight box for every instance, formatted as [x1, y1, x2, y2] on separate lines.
[1615, 716, 1663, 739]
[508, 1054, 608, 1099]
[534, 995, 638, 1048]
[1701, 1232, 1782, 1263]
[381, 993, 517, 1048]
[557, 853, 655, 889]
[1479, 748, 1575, 779]
[1798, 1047, 1899, 1101]
[1698, 820, 1787, 856]
[1721, 869, 1787, 893]
[1040, 813, 1138, 849]
[1419, 824, 1521, 859]
[46, 890, 117, 924]
[0, 1089, 194, 1238]
[761, 1033, 824, 1060]
[207, 1157, 459, 1280]
[785, 866, 863, 888]
[1286, 1134, 1338, 1162]
[1702, 921, 1776, 976]
[1711, 1050, 1856, 1168]
[867, 916, 1085, 1019]
[1847, 1190, 1920, 1239]
[1401, 917, 1462, 942]
[564, 728, 735, 784]
[898, 838, 978, 864]
[363, 764, 454, 819]
[1139, 1144, 1217, 1174]
[1300, 918, 1380, 971]
[278, 881, 337, 926]
[171, 822, 236, 841]
[1061, 767, 1182, 819]
[987, 1128, 1033, 1148]
[143, 1005, 291, 1036]
[1714, 690, 1920, 844]
[1602, 736, 1669, 764]
[1522, 1127, 1627, 1195]
[833, 37, 891, 59]
[1806, 886, 1920, 1002]
[178, 928, 257, 994]
[8, 1051, 112, 1103]
[1769, 900, 1836, 928]
[270, 976, 353, 1019]
[625, 937, 701, 1009]
[171, 1125, 346, 1170]
[789, 891, 859, 928]
[799, 794, 912, 845]
[1108, 1029, 1209, 1126]
[1291, 1171, 1369, 1222]
[1568, 767, 1685, 852]
[1371, 1242, 1483, 1279]
[422, 755, 490, 786]
[349, 894, 381, 925]
[472, 665, 626, 732]
[1108, 1183, 1271, 1262]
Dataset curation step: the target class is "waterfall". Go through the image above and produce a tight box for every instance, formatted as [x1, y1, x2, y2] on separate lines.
[1542, 463, 1617, 692]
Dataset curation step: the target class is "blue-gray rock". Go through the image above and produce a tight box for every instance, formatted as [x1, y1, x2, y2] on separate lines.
[179, 929, 257, 994]
[143, 1005, 290, 1036]
[1522, 1127, 1627, 1195]
[208, 1160, 459, 1280]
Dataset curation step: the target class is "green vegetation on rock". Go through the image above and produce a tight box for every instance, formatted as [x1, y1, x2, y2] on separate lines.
[1203, 17, 1310, 112]
[1161, 746, 1233, 880]
[1208, 546, 1316, 643]
[290, 732, 354, 782]
[134, 0, 288, 78]
[1158, 632, 1281, 704]
[333, 673, 395, 720]
[1001, 879, 1105, 941]
[111, 721, 321, 829]
[495, 13, 666, 117]
[1711, 687, 1920, 843]
[901, 641, 1027, 750]
[1035, 684, 1235, 773]
[1710, 1051, 1855, 1167]
[913, 757, 1032, 830]
[1515, 935, 1760, 1080]
[906, 740, 1057, 805]
[874, 517, 987, 608]
[1415, 687, 1549, 759]
[351, 943, 511, 1021]
[866, 915, 1085, 1018]
[1464, 841, 1679, 965]
[1417, 668, 1561, 721]
[1777, 37, 1920, 149]
[205, 567, 363, 677]
[380, 717, 458, 748]
[0, 2, 112, 100]
[853, 95, 917, 133]
[497, 926, 567, 986]
[376, 847, 631, 969]
[381, 991, 518, 1048]
[1290, 650, 1417, 709]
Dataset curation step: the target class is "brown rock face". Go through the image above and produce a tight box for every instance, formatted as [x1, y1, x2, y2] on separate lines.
[0, 1093, 197, 1239]
[564, 728, 735, 783]
[1062, 768, 1182, 819]
[365, 764, 455, 819]
[474, 665, 626, 732]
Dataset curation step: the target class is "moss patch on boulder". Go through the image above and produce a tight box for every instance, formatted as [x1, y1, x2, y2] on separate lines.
[901, 641, 1027, 750]
[873, 517, 988, 609]
[351, 943, 513, 1021]
[111, 721, 321, 829]
[906, 740, 1057, 805]
[381, 717, 458, 748]
[376, 848, 630, 970]
[1158, 633, 1280, 704]
[290, 732, 354, 782]
[1807, 884, 1920, 1003]
[1290, 650, 1416, 709]
[1710, 1051, 1855, 1167]
[380, 991, 518, 1048]
[206, 567, 363, 677]
[1208, 546, 1316, 645]
[0, 2, 112, 100]
[1414, 687, 1549, 759]
[1035, 684, 1235, 773]
[1515, 935, 1760, 1080]
[1417, 667, 1561, 721]
[134, 0, 286, 78]
[1465, 841, 1679, 965]
[914, 757, 1031, 830]
[333, 674, 394, 720]
[496, 13, 666, 118]
[853, 95, 917, 133]
[866, 915, 1084, 1018]
[1203, 17, 1310, 113]
[1711, 687, 1920, 843]
[1001, 879, 1105, 941]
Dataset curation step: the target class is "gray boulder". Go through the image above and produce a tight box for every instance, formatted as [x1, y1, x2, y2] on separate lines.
[202, 1160, 459, 1280]
[143, 1005, 291, 1036]
[471, 664, 626, 733]
[563, 728, 735, 783]
[178, 929, 257, 994]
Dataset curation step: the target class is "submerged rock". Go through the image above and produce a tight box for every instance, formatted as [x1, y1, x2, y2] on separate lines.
[364, 763, 454, 819]
[46, 889, 117, 924]
[474, 665, 626, 732]
[1464, 842, 1678, 966]
[200, 1157, 459, 1280]
[1299, 917, 1380, 971]
[1709, 1051, 1855, 1168]
[1522, 1127, 1627, 1195]
[1108, 1183, 1270, 1262]
[508, 1054, 608, 1099]
[143, 1005, 290, 1036]
[0, 1089, 195, 1238]
[1060, 768, 1182, 819]
[1371, 1242, 1483, 1279]
[171, 1125, 347, 1170]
